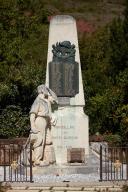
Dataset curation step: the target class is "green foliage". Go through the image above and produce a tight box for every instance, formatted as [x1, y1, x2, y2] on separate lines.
[0, 0, 128, 143]
[122, 185, 128, 192]
[80, 8, 128, 143]
[0, 0, 48, 138]
[0, 105, 29, 138]
[108, 18, 128, 77]
[104, 134, 122, 146]
[0, 183, 10, 192]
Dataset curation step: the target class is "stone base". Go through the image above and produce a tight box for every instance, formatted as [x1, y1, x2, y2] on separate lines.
[32, 164, 99, 175]
[32, 148, 100, 176]
[52, 107, 89, 165]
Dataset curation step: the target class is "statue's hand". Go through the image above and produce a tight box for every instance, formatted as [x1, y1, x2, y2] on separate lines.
[50, 115, 57, 126]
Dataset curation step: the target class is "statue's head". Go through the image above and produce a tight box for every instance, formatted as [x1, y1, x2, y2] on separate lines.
[37, 85, 48, 96]
[37, 84, 58, 104]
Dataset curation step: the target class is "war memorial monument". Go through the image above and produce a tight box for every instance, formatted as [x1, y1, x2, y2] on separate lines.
[0, 16, 127, 190]
[28, 15, 90, 174]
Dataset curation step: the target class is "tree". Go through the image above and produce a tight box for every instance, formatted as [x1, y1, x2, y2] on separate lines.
[0, 0, 49, 138]
[79, 14, 128, 144]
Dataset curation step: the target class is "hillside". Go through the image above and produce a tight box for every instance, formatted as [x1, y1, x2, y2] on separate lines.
[45, 0, 125, 33]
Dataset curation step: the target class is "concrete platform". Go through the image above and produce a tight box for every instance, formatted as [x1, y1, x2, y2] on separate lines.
[32, 164, 99, 175]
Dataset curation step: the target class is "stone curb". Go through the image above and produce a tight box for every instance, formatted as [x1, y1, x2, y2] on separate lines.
[3, 180, 127, 187]
[3, 181, 128, 192]
[6, 188, 123, 192]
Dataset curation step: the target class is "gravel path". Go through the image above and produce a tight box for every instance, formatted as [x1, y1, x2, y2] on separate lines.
[0, 166, 100, 182]
[33, 173, 100, 183]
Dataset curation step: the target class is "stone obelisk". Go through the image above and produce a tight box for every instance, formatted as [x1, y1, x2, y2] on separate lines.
[46, 15, 89, 165]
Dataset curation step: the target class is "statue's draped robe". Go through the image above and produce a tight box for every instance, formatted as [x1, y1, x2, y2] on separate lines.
[30, 96, 50, 163]
[29, 95, 55, 165]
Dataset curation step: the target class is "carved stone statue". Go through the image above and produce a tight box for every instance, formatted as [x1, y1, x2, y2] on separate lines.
[29, 84, 58, 166]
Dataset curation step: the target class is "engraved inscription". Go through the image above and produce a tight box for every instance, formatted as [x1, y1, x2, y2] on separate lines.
[64, 63, 75, 95]
[49, 62, 79, 97]
[67, 148, 85, 163]
[53, 136, 78, 139]
[49, 41, 79, 97]
[58, 97, 70, 105]
[52, 124, 78, 150]
[71, 151, 81, 162]
[49, 62, 62, 94]
[55, 125, 74, 129]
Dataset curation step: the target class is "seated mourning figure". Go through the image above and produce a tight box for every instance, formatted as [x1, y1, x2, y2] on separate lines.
[29, 84, 58, 166]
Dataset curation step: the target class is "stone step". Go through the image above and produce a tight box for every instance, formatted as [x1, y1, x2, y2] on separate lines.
[3, 181, 127, 192]
[6, 186, 123, 192]
[7, 189, 123, 192]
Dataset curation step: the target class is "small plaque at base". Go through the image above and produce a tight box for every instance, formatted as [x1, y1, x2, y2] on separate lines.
[67, 148, 85, 163]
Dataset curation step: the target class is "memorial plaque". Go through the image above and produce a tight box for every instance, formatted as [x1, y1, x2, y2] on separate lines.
[67, 148, 85, 163]
[49, 41, 79, 97]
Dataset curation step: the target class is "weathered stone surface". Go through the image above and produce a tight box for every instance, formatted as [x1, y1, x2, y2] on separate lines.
[7, 190, 39, 192]
[28, 187, 50, 190]
[46, 15, 85, 106]
[52, 187, 82, 191]
[67, 148, 85, 163]
[6, 181, 126, 192]
[8, 187, 27, 190]
[45, 15, 89, 165]
[52, 107, 89, 164]
[28, 84, 58, 166]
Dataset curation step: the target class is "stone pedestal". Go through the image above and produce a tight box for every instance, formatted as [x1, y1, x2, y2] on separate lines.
[46, 15, 89, 165]
[32, 164, 98, 175]
[51, 107, 89, 165]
